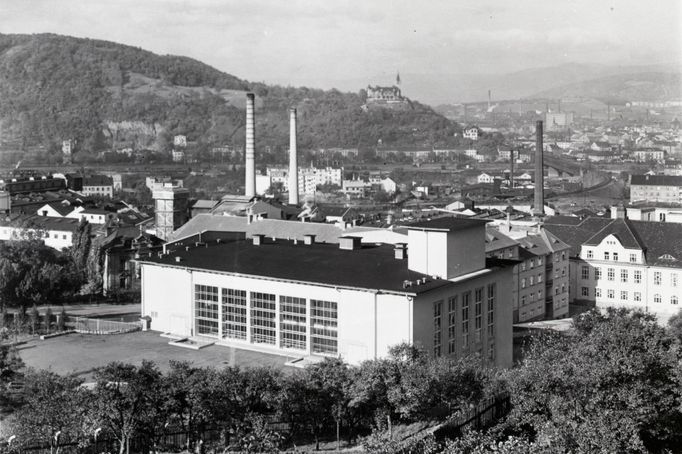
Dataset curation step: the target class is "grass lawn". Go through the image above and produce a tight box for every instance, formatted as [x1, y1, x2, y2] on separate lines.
[17, 330, 292, 381]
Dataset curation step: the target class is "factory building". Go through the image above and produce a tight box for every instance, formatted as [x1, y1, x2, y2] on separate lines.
[139, 217, 514, 367]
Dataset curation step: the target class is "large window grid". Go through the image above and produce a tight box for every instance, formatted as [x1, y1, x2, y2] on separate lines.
[311, 299, 338, 355]
[474, 288, 483, 343]
[447, 296, 457, 354]
[222, 288, 247, 340]
[280, 296, 307, 351]
[251, 292, 277, 345]
[462, 291, 470, 349]
[487, 284, 495, 338]
[195, 285, 219, 336]
[433, 301, 443, 357]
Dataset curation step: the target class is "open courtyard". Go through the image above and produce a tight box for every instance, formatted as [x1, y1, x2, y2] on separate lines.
[16, 330, 292, 381]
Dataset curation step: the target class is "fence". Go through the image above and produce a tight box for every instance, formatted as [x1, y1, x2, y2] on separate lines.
[69, 316, 141, 335]
[433, 392, 511, 440]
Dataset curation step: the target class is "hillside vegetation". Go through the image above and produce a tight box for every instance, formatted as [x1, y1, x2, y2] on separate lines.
[0, 33, 460, 158]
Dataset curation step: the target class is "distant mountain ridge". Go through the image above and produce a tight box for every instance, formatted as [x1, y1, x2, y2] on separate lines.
[526, 72, 682, 103]
[0, 33, 459, 156]
[391, 63, 681, 104]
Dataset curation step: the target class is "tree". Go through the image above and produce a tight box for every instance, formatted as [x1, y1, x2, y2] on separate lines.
[70, 219, 92, 276]
[0, 344, 23, 386]
[8, 370, 92, 452]
[44, 307, 53, 333]
[499, 309, 682, 452]
[57, 307, 67, 332]
[90, 361, 163, 454]
[667, 308, 682, 342]
[30, 303, 40, 335]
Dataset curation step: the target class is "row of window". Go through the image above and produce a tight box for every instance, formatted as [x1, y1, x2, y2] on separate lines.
[582, 266, 678, 287]
[582, 286, 679, 305]
[194, 285, 338, 355]
[434, 284, 496, 361]
[585, 249, 638, 263]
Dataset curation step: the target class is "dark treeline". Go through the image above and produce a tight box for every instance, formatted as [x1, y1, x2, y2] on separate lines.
[0, 343, 493, 454]
[2, 309, 681, 454]
[0, 227, 101, 313]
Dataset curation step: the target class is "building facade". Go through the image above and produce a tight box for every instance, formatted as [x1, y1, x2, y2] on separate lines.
[575, 219, 682, 321]
[630, 174, 682, 205]
[139, 218, 514, 367]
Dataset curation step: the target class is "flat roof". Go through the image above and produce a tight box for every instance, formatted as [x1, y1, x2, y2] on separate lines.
[407, 216, 489, 232]
[140, 237, 510, 295]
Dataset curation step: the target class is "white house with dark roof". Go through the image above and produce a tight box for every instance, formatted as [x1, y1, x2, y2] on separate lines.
[0, 214, 83, 249]
[138, 217, 514, 367]
[630, 174, 682, 205]
[547, 217, 682, 322]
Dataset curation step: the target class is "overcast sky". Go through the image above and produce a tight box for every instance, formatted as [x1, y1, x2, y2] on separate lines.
[1, 0, 680, 90]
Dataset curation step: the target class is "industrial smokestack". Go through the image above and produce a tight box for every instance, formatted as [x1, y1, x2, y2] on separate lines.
[510, 149, 514, 189]
[487, 90, 491, 110]
[288, 107, 299, 205]
[533, 120, 544, 217]
[245, 93, 256, 198]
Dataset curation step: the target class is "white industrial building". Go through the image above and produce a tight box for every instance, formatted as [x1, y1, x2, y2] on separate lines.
[139, 217, 514, 367]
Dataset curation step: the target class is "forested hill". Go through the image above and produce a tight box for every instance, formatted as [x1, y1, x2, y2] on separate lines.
[0, 33, 459, 156]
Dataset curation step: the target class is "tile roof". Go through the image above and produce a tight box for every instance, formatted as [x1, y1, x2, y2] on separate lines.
[83, 175, 114, 186]
[583, 218, 644, 249]
[141, 237, 512, 295]
[544, 216, 682, 267]
[0, 214, 81, 232]
[167, 214, 377, 244]
[407, 216, 489, 232]
[628, 221, 682, 267]
[630, 174, 682, 186]
[543, 216, 613, 257]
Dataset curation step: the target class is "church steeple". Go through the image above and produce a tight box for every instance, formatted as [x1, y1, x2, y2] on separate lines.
[396, 71, 401, 86]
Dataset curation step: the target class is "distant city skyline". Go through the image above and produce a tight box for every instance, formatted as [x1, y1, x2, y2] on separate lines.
[1, 0, 680, 96]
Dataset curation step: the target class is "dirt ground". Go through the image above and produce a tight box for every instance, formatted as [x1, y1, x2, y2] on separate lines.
[17, 330, 292, 381]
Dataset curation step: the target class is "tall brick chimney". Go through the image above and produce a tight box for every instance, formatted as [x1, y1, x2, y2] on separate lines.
[533, 120, 544, 217]
[288, 107, 299, 205]
[245, 93, 256, 198]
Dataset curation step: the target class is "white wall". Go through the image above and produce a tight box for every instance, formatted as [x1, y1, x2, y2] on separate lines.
[142, 264, 193, 336]
[141, 264, 415, 365]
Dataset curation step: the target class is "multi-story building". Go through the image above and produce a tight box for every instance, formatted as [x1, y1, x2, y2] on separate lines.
[81, 175, 114, 198]
[575, 218, 682, 321]
[630, 174, 682, 205]
[0, 214, 83, 250]
[486, 227, 571, 322]
[463, 127, 480, 141]
[138, 217, 514, 367]
[633, 149, 665, 163]
[152, 185, 190, 241]
[545, 112, 574, 130]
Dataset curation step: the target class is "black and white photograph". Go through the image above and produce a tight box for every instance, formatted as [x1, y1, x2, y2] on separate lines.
[0, 0, 681, 452]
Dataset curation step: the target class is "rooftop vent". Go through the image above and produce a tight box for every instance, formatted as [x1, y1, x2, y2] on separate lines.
[402, 280, 412, 289]
[185, 246, 190, 251]
[175, 256, 182, 263]
[253, 234, 266, 246]
[339, 236, 362, 251]
[304, 234, 316, 245]
[394, 243, 407, 260]
[195, 242, 206, 248]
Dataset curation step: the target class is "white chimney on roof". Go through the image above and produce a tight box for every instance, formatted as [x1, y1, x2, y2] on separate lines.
[288, 107, 299, 206]
[245, 93, 256, 198]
